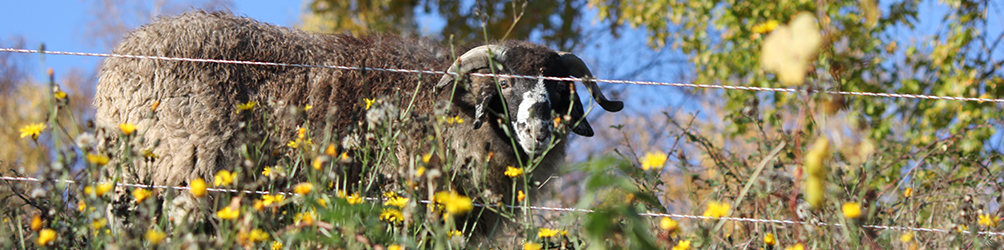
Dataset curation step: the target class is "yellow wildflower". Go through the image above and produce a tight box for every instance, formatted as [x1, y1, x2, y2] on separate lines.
[133, 188, 152, 203]
[190, 178, 207, 198]
[325, 144, 337, 156]
[286, 140, 298, 148]
[54, 90, 67, 100]
[312, 157, 326, 170]
[903, 187, 913, 198]
[364, 98, 375, 110]
[263, 167, 273, 176]
[842, 202, 862, 219]
[764, 233, 776, 246]
[524, 242, 542, 250]
[752, 20, 780, 34]
[92, 182, 114, 196]
[660, 217, 678, 231]
[422, 152, 432, 163]
[217, 207, 240, 220]
[214, 170, 236, 187]
[91, 218, 107, 231]
[145, 229, 166, 245]
[253, 200, 264, 211]
[77, 201, 86, 212]
[297, 127, 307, 139]
[504, 166, 524, 177]
[784, 243, 805, 250]
[339, 152, 350, 162]
[416, 167, 426, 177]
[434, 191, 473, 216]
[295, 210, 316, 226]
[317, 198, 328, 208]
[345, 193, 363, 205]
[703, 201, 731, 219]
[271, 241, 283, 250]
[262, 194, 285, 206]
[517, 190, 525, 203]
[151, 100, 160, 112]
[641, 151, 668, 171]
[19, 123, 46, 140]
[86, 153, 109, 166]
[30, 215, 43, 231]
[901, 232, 913, 242]
[538, 228, 567, 238]
[388, 244, 404, 250]
[381, 208, 404, 223]
[385, 196, 409, 208]
[37, 228, 56, 246]
[294, 183, 313, 195]
[979, 214, 1000, 227]
[448, 230, 463, 237]
[236, 101, 256, 114]
[304, 104, 312, 111]
[672, 240, 691, 250]
[248, 228, 269, 243]
[119, 123, 137, 136]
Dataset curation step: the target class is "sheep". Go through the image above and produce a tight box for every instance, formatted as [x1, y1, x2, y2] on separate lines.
[92, 10, 622, 239]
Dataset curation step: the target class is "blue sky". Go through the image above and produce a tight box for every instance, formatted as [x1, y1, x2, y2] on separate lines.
[0, 1, 301, 80]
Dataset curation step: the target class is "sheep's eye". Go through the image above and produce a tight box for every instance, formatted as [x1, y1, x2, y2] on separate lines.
[498, 79, 510, 89]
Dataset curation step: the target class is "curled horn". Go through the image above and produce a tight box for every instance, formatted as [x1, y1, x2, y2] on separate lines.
[557, 52, 624, 112]
[436, 45, 509, 130]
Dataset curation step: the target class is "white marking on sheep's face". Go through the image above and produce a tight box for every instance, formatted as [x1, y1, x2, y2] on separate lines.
[510, 76, 553, 155]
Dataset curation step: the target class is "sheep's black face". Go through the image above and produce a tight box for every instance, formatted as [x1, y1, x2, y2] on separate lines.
[470, 70, 556, 156]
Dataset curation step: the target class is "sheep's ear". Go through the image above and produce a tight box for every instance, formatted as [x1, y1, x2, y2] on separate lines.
[472, 91, 495, 130]
[568, 92, 594, 137]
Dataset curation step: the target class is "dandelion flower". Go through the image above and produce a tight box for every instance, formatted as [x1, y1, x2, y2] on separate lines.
[304, 104, 312, 111]
[384, 196, 409, 208]
[325, 144, 337, 156]
[416, 167, 426, 177]
[19, 123, 46, 140]
[271, 241, 283, 250]
[77, 201, 86, 212]
[217, 207, 240, 220]
[262, 194, 285, 206]
[903, 187, 913, 198]
[672, 240, 691, 250]
[842, 202, 862, 219]
[764, 233, 776, 246]
[294, 183, 313, 195]
[784, 243, 805, 250]
[434, 191, 473, 216]
[37, 228, 56, 246]
[145, 229, 166, 245]
[30, 215, 42, 231]
[91, 218, 107, 231]
[979, 214, 1000, 227]
[86, 153, 110, 166]
[312, 157, 326, 170]
[900, 232, 913, 242]
[504, 166, 524, 177]
[448, 230, 463, 237]
[538, 228, 566, 238]
[95, 182, 114, 196]
[214, 170, 236, 187]
[364, 98, 375, 110]
[295, 210, 316, 226]
[380, 208, 404, 223]
[190, 178, 207, 198]
[236, 101, 256, 114]
[517, 190, 525, 203]
[422, 152, 432, 163]
[641, 151, 668, 171]
[248, 228, 269, 243]
[660, 217, 678, 232]
[388, 244, 403, 250]
[524, 242, 542, 250]
[263, 167, 273, 176]
[133, 188, 152, 203]
[703, 201, 731, 219]
[345, 193, 363, 205]
[317, 198, 328, 208]
[54, 90, 67, 100]
[119, 123, 137, 136]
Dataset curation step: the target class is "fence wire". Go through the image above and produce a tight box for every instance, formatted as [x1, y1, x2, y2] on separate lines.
[2, 47, 1004, 104]
[3, 175, 1002, 236]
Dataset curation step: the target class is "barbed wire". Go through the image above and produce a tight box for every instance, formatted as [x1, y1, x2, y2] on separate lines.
[2, 47, 1003, 104]
[3, 175, 1001, 236]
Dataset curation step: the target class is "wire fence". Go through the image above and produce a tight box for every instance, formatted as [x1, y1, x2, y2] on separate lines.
[2, 47, 1003, 238]
[3, 175, 1002, 236]
[3, 47, 1004, 104]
